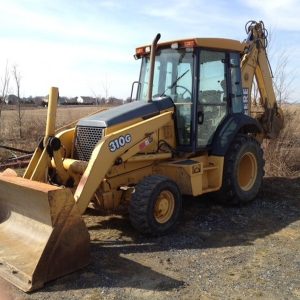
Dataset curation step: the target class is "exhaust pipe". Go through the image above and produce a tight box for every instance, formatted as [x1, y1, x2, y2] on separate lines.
[147, 33, 161, 103]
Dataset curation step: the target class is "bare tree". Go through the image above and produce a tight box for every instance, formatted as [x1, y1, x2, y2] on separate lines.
[90, 88, 102, 105]
[273, 52, 295, 105]
[250, 29, 294, 106]
[102, 74, 110, 102]
[12, 64, 23, 138]
[267, 29, 294, 105]
[262, 30, 297, 176]
[0, 61, 10, 120]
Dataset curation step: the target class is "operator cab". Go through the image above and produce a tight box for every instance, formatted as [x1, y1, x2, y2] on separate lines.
[134, 38, 245, 152]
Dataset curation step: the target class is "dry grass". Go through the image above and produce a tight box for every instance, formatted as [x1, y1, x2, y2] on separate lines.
[0, 105, 107, 159]
[263, 104, 300, 177]
[0, 104, 299, 177]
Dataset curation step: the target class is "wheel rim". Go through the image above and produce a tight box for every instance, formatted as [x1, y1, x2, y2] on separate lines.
[154, 190, 175, 224]
[238, 152, 258, 191]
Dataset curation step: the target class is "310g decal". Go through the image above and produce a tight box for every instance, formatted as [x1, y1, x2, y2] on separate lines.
[109, 134, 132, 152]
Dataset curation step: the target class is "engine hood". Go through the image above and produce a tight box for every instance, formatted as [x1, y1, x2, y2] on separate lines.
[77, 97, 174, 128]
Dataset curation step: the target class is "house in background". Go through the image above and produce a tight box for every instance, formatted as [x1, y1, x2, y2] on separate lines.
[31, 96, 44, 106]
[41, 96, 70, 106]
[76, 96, 96, 105]
[5, 94, 19, 105]
[58, 96, 68, 105]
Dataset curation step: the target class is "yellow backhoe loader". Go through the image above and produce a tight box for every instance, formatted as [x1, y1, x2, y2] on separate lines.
[0, 20, 283, 292]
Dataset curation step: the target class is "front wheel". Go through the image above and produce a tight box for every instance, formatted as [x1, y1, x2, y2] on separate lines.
[129, 175, 182, 235]
[214, 134, 264, 205]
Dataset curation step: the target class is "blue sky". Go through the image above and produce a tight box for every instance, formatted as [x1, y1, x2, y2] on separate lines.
[0, 0, 299, 101]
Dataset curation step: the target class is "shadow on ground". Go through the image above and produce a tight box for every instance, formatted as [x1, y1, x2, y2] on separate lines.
[40, 177, 300, 293]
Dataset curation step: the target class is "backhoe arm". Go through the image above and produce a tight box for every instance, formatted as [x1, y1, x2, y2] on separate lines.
[241, 20, 284, 139]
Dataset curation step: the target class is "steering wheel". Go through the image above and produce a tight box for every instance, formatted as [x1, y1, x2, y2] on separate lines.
[174, 85, 192, 98]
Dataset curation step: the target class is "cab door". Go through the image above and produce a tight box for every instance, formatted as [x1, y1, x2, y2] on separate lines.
[197, 50, 228, 148]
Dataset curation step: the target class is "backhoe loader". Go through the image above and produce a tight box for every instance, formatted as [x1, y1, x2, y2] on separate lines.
[0, 20, 283, 292]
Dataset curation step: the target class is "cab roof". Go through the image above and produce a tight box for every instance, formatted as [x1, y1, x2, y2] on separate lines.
[194, 38, 246, 51]
[136, 38, 247, 56]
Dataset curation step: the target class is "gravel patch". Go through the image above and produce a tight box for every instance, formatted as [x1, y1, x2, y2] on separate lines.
[1, 176, 299, 300]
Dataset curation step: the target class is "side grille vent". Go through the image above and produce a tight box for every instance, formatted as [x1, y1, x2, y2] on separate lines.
[74, 126, 104, 161]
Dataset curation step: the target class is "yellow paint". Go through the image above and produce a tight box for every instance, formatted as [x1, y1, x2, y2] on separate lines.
[74, 110, 174, 214]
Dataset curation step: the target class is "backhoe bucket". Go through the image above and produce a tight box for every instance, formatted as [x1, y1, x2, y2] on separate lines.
[0, 175, 90, 292]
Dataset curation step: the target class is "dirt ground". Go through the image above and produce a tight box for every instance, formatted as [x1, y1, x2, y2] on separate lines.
[0, 176, 299, 300]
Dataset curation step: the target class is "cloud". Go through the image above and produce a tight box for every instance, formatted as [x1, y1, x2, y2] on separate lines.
[142, 0, 192, 19]
[0, 36, 138, 97]
[0, 1, 131, 46]
[140, 0, 250, 41]
[0, 0, 299, 100]
[242, 0, 300, 30]
[98, 0, 122, 9]
[0, 0, 141, 97]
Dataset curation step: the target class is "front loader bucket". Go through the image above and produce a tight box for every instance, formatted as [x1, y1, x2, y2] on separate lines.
[0, 175, 90, 292]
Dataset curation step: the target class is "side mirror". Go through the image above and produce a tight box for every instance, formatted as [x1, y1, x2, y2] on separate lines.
[130, 81, 141, 102]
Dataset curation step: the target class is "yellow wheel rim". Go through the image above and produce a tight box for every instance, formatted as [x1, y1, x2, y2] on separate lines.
[154, 191, 175, 224]
[238, 152, 258, 191]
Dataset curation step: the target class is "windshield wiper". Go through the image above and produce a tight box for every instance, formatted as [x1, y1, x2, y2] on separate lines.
[160, 69, 190, 97]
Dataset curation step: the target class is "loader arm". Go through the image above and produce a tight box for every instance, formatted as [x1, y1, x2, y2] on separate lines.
[24, 87, 59, 181]
[241, 21, 284, 139]
[74, 109, 174, 215]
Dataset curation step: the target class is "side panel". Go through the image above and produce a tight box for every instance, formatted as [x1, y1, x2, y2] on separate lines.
[154, 155, 224, 196]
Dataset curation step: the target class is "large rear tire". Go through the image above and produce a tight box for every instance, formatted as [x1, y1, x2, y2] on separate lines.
[214, 134, 264, 205]
[129, 175, 182, 235]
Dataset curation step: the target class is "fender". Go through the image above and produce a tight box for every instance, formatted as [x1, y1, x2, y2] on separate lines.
[211, 113, 262, 156]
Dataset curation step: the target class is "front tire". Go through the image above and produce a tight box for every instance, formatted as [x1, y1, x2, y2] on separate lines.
[214, 134, 264, 205]
[129, 175, 182, 235]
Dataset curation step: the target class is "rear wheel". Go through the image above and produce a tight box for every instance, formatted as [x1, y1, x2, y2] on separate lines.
[129, 175, 182, 235]
[214, 134, 264, 205]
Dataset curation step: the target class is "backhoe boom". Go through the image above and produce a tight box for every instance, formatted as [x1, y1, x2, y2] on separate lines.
[241, 20, 284, 139]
